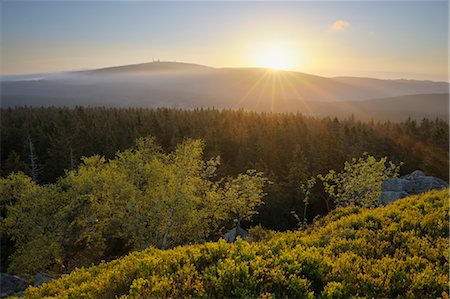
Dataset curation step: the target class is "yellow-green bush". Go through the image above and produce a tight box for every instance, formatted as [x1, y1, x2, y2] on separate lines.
[20, 189, 449, 298]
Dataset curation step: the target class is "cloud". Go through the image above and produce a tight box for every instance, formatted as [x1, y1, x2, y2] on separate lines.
[331, 20, 350, 31]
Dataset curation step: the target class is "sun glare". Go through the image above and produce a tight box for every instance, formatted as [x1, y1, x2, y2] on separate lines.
[255, 42, 297, 70]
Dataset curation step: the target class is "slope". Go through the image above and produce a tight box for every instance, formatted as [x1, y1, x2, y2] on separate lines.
[20, 189, 449, 298]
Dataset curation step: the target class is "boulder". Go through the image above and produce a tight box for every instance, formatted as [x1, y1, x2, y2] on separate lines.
[381, 178, 411, 192]
[379, 191, 409, 205]
[223, 226, 248, 243]
[0, 273, 30, 298]
[34, 273, 53, 287]
[409, 170, 426, 178]
[379, 170, 448, 205]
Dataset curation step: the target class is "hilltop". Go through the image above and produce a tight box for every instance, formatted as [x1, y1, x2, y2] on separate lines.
[2, 61, 448, 121]
[77, 61, 213, 75]
[20, 189, 449, 298]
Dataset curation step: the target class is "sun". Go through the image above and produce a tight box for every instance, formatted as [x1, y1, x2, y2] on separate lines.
[255, 42, 297, 70]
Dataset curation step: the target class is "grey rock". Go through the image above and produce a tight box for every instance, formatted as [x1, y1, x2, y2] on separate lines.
[381, 178, 411, 192]
[34, 273, 53, 287]
[223, 226, 248, 243]
[379, 170, 448, 205]
[0, 273, 30, 297]
[409, 170, 426, 178]
[378, 191, 409, 205]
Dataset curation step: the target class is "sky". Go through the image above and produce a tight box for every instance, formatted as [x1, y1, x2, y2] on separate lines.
[1, 1, 448, 81]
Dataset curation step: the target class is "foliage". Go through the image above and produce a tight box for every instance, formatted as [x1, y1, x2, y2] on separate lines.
[1, 107, 448, 231]
[318, 153, 401, 208]
[221, 170, 268, 225]
[246, 225, 276, 243]
[18, 189, 449, 299]
[0, 172, 38, 270]
[1, 137, 267, 274]
[3, 183, 68, 274]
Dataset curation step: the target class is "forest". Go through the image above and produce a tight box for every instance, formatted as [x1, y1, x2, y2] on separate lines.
[1, 107, 448, 277]
[2, 107, 448, 223]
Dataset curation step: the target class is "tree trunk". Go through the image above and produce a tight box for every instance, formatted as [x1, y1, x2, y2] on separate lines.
[322, 195, 330, 211]
[70, 147, 78, 175]
[161, 206, 175, 250]
[161, 158, 189, 249]
[28, 137, 39, 182]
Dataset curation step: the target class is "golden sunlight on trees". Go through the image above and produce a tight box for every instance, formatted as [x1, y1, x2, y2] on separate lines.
[1, 137, 268, 274]
[318, 154, 401, 208]
[222, 170, 268, 233]
[19, 189, 449, 298]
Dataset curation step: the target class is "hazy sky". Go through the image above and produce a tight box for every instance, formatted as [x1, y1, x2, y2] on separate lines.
[1, 1, 448, 80]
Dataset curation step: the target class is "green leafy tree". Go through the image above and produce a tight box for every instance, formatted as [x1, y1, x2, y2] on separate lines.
[2, 179, 68, 273]
[318, 153, 401, 208]
[2, 137, 269, 274]
[0, 172, 37, 215]
[222, 170, 268, 231]
[0, 172, 38, 270]
[118, 137, 227, 250]
[59, 155, 135, 268]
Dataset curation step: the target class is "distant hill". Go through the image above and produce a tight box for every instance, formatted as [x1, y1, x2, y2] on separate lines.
[21, 189, 449, 298]
[2, 61, 448, 121]
[332, 76, 449, 97]
[302, 94, 449, 121]
[77, 61, 213, 75]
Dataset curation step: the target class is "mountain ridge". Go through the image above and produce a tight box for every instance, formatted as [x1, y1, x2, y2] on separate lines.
[2, 61, 448, 84]
[2, 61, 448, 122]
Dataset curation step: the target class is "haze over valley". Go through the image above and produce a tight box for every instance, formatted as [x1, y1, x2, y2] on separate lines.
[2, 61, 448, 121]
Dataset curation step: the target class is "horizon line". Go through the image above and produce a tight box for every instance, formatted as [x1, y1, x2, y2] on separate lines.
[1, 60, 448, 83]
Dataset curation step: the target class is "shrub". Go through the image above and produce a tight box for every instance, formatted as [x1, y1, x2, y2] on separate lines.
[19, 189, 449, 299]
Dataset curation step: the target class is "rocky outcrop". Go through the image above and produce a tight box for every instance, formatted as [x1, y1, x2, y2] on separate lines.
[0, 273, 30, 298]
[379, 170, 448, 205]
[33, 273, 53, 287]
[223, 226, 248, 243]
[0, 273, 54, 297]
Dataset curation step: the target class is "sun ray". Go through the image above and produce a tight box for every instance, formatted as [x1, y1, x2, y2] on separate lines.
[257, 70, 272, 111]
[232, 69, 271, 109]
[284, 70, 371, 117]
[277, 71, 314, 115]
[270, 72, 276, 112]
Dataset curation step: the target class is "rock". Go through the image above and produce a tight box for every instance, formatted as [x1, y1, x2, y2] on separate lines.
[379, 170, 448, 205]
[0, 273, 30, 298]
[409, 176, 447, 194]
[381, 178, 411, 192]
[409, 170, 426, 178]
[223, 226, 248, 243]
[378, 191, 409, 205]
[34, 273, 53, 287]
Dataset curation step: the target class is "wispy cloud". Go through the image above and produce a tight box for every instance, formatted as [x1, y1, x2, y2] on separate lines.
[331, 20, 350, 31]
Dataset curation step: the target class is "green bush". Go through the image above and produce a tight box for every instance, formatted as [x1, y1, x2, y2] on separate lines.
[19, 189, 449, 298]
